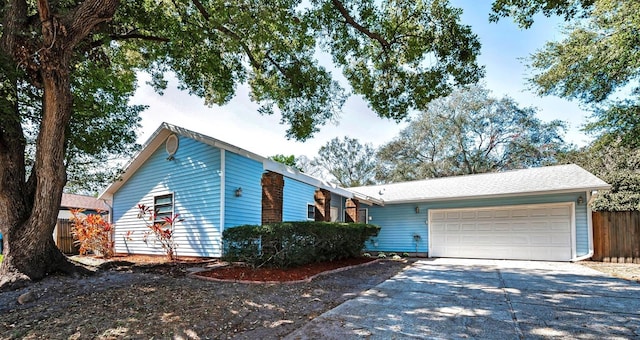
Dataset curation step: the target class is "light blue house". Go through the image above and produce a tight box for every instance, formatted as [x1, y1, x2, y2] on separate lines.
[100, 123, 609, 262]
[99, 123, 379, 258]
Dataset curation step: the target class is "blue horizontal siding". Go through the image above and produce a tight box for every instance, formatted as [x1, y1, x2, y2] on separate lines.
[367, 192, 589, 256]
[283, 177, 317, 221]
[112, 136, 222, 257]
[224, 151, 263, 228]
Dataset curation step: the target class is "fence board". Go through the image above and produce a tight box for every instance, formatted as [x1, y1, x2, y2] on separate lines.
[592, 211, 640, 263]
[56, 219, 79, 255]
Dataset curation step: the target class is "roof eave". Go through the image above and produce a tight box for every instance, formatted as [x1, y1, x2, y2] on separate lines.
[378, 186, 612, 205]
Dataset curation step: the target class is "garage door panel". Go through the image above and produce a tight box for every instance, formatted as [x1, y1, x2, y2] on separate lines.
[446, 223, 461, 231]
[551, 207, 571, 216]
[512, 209, 529, 217]
[551, 221, 571, 230]
[431, 222, 446, 231]
[493, 223, 510, 231]
[477, 211, 493, 219]
[430, 203, 573, 261]
[461, 211, 476, 219]
[476, 223, 493, 231]
[431, 212, 446, 221]
[494, 210, 510, 218]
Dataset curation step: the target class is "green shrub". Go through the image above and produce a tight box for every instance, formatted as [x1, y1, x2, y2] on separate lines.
[222, 221, 380, 268]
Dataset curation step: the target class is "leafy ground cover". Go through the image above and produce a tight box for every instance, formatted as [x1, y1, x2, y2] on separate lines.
[0, 255, 411, 339]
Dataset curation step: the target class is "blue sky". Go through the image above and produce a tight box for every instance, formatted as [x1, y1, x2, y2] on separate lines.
[131, 2, 592, 159]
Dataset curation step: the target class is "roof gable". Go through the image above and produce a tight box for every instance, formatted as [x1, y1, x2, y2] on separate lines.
[98, 123, 383, 203]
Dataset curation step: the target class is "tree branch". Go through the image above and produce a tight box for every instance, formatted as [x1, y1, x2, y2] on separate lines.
[110, 33, 170, 42]
[190, 0, 263, 71]
[330, 0, 391, 51]
[66, 0, 120, 49]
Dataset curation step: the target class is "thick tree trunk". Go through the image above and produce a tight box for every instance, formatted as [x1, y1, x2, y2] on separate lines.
[0, 40, 75, 291]
[0, 0, 120, 290]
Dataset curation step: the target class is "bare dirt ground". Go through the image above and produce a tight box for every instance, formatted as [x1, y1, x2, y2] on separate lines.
[0, 256, 412, 339]
[578, 260, 640, 283]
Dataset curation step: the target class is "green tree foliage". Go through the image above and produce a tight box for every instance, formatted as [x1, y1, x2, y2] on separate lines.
[312, 137, 377, 187]
[0, 0, 484, 285]
[496, 0, 640, 147]
[376, 85, 568, 182]
[490, 0, 594, 28]
[557, 140, 640, 211]
[269, 154, 303, 172]
[118, 0, 484, 140]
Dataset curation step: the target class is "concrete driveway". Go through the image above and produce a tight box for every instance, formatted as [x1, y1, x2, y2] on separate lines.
[286, 258, 640, 339]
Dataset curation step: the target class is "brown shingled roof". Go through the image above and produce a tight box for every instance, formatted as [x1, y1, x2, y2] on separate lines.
[61, 193, 109, 211]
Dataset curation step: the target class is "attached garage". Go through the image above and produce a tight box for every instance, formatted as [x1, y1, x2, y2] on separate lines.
[350, 164, 611, 262]
[429, 203, 574, 261]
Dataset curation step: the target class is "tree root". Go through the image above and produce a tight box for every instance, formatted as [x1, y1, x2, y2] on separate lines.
[0, 255, 96, 292]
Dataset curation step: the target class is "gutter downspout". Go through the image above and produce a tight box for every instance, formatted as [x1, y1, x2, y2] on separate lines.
[101, 198, 115, 254]
[572, 191, 594, 262]
[101, 198, 113, 224]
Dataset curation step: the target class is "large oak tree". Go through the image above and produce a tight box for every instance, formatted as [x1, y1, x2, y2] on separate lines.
[0, 0, 483, 289]
[376, 85, 568, 182]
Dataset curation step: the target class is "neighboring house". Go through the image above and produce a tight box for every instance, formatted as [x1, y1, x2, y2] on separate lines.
[99, 123, 610, 262]
[99, 123, 379, 258]
[351, 165, 610, 262]
[58, 193, 110, 219]
[55, 193, 110, 254]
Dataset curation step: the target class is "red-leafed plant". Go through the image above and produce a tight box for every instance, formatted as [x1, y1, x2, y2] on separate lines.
[70, 209, 114, 258]
[137, 204, 183, 260]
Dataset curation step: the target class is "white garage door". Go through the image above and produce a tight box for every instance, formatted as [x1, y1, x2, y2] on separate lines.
[429, 203, 573, 261]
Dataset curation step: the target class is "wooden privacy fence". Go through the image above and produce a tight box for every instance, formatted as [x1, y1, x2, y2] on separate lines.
[56, 219, 79, 255]
[592, 211, 640, 263]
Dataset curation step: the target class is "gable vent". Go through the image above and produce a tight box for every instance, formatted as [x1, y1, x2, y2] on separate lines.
[166, 134, 179, 159]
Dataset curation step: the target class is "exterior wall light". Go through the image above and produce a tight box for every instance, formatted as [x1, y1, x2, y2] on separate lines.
[415, 206, 420, 214]
[235, 187, 243, 197]
[577, 196, 584, 205]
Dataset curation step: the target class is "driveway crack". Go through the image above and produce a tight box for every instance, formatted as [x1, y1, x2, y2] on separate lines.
[497, 268, 525, 340]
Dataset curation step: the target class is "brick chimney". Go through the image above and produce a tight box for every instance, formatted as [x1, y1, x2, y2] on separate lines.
[345, 198, 360, 223]
[314, 188, 331, 222]
[261, 171, 284, 224]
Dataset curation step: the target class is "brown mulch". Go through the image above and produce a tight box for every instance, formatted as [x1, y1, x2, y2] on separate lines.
[0, 255, 412, 340]
[196, 257, 378, 282]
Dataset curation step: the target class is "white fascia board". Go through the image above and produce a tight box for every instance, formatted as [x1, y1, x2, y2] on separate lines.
[349, 191, 385, 206]
[379, 187, 612, 205]
[98, 126, 172, 199]
[98, 122, 271, 200]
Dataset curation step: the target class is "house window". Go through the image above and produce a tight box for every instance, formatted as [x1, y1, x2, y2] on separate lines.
[307, 204, 315, 220]
[154, 194, 174, 223]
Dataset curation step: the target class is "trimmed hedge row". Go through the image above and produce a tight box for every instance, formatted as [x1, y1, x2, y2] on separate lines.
[222, 221, 381, 268]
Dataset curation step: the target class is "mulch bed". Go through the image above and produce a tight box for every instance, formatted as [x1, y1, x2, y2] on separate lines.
[195, 257, 378, 282]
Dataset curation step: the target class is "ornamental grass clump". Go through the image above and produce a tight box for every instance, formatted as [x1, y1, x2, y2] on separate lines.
[70, 209, 114, 258]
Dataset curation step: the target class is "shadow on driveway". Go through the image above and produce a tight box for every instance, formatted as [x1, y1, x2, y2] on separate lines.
[286, 258, 640, 339]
